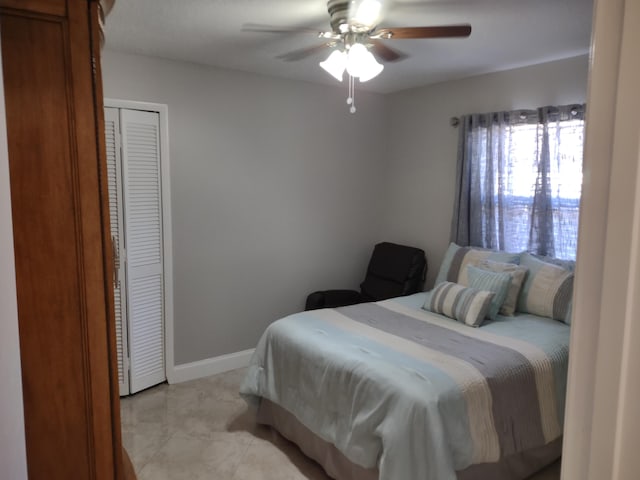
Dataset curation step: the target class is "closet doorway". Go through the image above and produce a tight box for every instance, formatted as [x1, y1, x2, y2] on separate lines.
[105, 100, 173, 395]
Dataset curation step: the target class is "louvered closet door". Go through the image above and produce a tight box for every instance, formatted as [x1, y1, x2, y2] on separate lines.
[104, 107, 130, 396]
[121, 109, 166, 394]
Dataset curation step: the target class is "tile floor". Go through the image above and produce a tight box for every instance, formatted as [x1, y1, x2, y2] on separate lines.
[121, 368, 561, 480]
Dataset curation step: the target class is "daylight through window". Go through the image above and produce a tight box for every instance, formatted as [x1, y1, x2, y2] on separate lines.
[453, 105, 585, 260]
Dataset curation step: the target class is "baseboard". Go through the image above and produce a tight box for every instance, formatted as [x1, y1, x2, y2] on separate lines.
[167, 348, 255, 384]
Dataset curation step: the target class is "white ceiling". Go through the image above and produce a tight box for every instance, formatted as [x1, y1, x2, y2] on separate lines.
[104, 0, 593, 94]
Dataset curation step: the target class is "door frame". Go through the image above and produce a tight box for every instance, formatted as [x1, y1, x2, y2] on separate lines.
[562, 0, 640, 478]
[104, 98, 175, 387]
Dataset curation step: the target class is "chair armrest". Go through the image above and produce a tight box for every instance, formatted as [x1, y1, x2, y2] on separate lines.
[305, 289, 363, 311]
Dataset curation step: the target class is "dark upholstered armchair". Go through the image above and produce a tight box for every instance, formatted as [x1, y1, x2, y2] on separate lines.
[305, 242, 427, 311]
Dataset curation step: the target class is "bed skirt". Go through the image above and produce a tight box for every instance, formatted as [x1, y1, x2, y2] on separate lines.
[256, 399, 561, 480]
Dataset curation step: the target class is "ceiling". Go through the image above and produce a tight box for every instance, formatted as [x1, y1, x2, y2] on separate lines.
[104, 0, 593, 94]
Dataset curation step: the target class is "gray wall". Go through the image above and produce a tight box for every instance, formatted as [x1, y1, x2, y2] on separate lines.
[0, 39, 28, 480]
[382, 55, 590, 288]
[101, 52, 590, 364]
[101, 51, 388, 364]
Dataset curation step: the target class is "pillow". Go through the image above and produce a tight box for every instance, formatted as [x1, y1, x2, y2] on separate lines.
[529, 253, 575, 272]
[469, 259, 529, 316]
[527, 254, 575, 324]
[517, 252, 574, 321]
[466, 266, 513, 321]
[435, 242, 521, 287]
[564, 302, 573, 325]
[426, 282, 495, 327]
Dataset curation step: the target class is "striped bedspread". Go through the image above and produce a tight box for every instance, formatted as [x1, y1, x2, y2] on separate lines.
[240, 293, 570, 480]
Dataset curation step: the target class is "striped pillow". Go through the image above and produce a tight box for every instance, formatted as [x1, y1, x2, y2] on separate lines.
[528, 254, 575, 324]
[435, 242, 521, 287]
[517, 253, 574, 321]
[466, 265, 513, 321]
[426, 282, 495, 327]
[466, 259, 529, 316]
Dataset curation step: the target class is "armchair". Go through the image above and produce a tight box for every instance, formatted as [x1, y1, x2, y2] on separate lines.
[305, 242, 427, 311]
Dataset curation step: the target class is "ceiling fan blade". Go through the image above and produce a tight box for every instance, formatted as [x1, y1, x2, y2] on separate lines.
[370, 40, 407, 62]
[242, 23, 322, 35]
[377, 24, 472, 39]
[276, 44, 331, 62]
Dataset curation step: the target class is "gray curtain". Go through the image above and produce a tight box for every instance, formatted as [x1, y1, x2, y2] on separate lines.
[451, 104, 585, 260]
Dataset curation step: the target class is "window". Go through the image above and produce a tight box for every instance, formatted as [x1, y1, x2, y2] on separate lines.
[452, 105, 585, 260]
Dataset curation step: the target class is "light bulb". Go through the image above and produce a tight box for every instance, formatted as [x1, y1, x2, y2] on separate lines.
[353, 0, 382, 27]
[346, 43, 383, 82]
[346, 43, 369, 78]
[319, 50, 347, 81]
[358, 57, 383, 82]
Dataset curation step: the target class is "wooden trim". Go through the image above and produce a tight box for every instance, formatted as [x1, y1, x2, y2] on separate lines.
[68, 1, 116, 476]
[3, 15, 91, 478]
[0, 0, 65, 16]
[89, 2, 126, 479]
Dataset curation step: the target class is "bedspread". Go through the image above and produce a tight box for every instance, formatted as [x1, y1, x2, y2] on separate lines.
[240, 293, 570, 480]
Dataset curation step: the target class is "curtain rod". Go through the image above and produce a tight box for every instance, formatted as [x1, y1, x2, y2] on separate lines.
[450, 105, 584, 129]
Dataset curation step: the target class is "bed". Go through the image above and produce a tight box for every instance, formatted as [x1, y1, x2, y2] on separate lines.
[240, 288, 570, 480]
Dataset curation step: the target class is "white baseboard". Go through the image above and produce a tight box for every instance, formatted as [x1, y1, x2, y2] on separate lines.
[167, 348, 255, 384]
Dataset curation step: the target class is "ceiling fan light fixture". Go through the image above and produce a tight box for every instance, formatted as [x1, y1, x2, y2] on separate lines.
[319, 49, 347, 81]
[346, 42, 383, 81]
[357, 59, 383, 82]
[345, 42, 368, 77]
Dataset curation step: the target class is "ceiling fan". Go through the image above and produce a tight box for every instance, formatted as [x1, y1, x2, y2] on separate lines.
[243, 0, 471, 112]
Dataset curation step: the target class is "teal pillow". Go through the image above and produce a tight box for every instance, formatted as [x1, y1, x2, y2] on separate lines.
[435, 242, 521, 287]
[470, 259, 529, 316]
[426, 281, 495, 327]
[467, 265, 513, 321]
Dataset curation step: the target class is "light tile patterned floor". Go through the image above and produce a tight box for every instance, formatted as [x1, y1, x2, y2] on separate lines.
[121, 368, 561, 480]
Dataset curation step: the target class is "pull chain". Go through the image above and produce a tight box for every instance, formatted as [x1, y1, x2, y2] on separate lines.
[346, 75, 356, 114]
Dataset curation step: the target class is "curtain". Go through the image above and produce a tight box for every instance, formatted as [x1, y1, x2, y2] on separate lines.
[451, 104, 585, 260]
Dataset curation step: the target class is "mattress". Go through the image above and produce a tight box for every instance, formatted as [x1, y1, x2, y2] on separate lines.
[240, 292, 570, 480]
